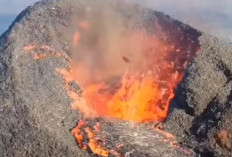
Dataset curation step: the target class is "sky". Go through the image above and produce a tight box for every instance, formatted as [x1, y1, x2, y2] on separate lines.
[0, 0, 38, 15]
[0, 0, 232, 41]
[0, 0, 38, 34]
[136, 0, 232, 41]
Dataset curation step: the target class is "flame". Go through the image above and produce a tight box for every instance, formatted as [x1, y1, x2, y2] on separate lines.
[69, 27, 187, 122]
[108, 73, 174, 122]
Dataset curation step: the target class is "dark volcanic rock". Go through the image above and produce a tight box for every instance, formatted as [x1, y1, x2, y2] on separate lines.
[1, 0, 232, 157]
[164, 35, 232, 156]
[0, 1, 88, 156]
[186, 35, 232, 156]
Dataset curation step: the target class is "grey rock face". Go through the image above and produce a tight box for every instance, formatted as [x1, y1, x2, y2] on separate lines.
[165, 35, 232, 156]
[0, 0, 88, 156]
[1, 0, 232, 157]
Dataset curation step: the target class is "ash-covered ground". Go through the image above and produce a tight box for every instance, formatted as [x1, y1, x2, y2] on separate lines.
[0, 0, 231, 157]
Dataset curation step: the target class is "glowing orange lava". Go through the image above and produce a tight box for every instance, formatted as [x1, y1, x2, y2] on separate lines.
[72, 120, 110, 157]
[23, 21, 198, 156]
[24, 44, 70, 61]
[68, 26, 187, 122]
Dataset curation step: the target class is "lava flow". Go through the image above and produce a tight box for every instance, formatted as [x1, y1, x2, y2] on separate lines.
[57, 17, 197, 155]
[69, 27, 187, 122]
[24, 13, 199, 156]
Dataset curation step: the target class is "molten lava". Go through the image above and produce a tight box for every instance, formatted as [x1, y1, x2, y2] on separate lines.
[68, 26, 187, 122]
[72, 120, 110, 157]
[24, 9, 199, 156]
[24, 44, 70, 61]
